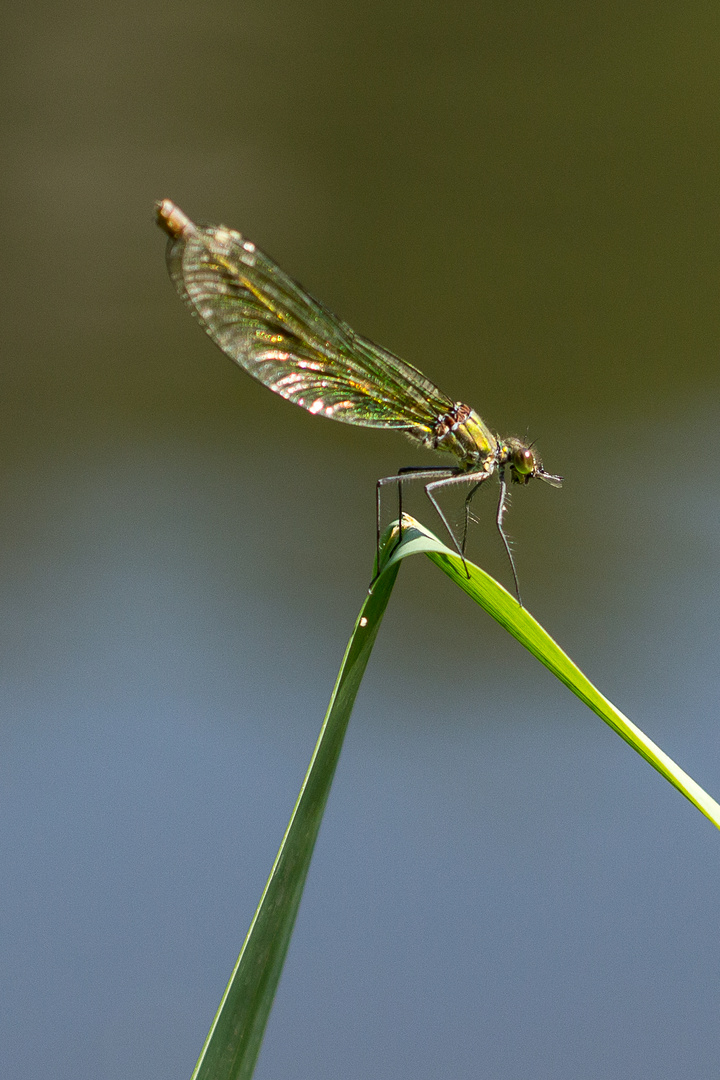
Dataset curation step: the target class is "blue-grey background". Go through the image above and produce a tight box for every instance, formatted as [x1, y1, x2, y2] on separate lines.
[2, 2, 720, 1077]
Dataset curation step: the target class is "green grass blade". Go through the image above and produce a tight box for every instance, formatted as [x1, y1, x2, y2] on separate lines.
[190, 558, 400, 1080]
[381, 516, 720, 831]
[190, 512, 718, 1080]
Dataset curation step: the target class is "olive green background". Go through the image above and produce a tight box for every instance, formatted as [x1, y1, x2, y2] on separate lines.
[2, 3, 720, 1078]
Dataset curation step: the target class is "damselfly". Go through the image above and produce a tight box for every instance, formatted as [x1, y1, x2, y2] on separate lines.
[156, 200, 562, 600]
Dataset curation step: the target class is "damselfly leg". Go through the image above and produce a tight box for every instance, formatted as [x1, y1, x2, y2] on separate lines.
[495, 466, 522, 606]
[424, 469, 493, 577]
[373, 466, 494, 585]
[374, 466, 457, 581]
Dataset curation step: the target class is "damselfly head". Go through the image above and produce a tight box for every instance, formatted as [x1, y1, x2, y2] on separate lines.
[501, 437, 563, 488]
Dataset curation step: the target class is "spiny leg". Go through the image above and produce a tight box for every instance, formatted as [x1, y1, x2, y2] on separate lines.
[495, 467, 522, 606]
[373, 467, 457, 583]
[461, 479, 487, 555]
[425, 470, 492, 578]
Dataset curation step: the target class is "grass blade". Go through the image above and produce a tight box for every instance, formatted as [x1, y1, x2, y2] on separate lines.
[190, 513, 719, 1080]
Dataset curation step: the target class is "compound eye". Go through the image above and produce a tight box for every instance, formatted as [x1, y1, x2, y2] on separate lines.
[512, 447, 535, 476]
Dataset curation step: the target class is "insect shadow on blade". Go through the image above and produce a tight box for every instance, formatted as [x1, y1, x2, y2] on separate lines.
[156, 199, 562, 604]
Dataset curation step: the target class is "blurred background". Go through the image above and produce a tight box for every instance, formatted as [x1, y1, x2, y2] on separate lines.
[2, 2, 720, 1077]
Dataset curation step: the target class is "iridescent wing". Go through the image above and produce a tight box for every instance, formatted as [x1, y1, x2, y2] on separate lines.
[160, 205, 453, 435]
